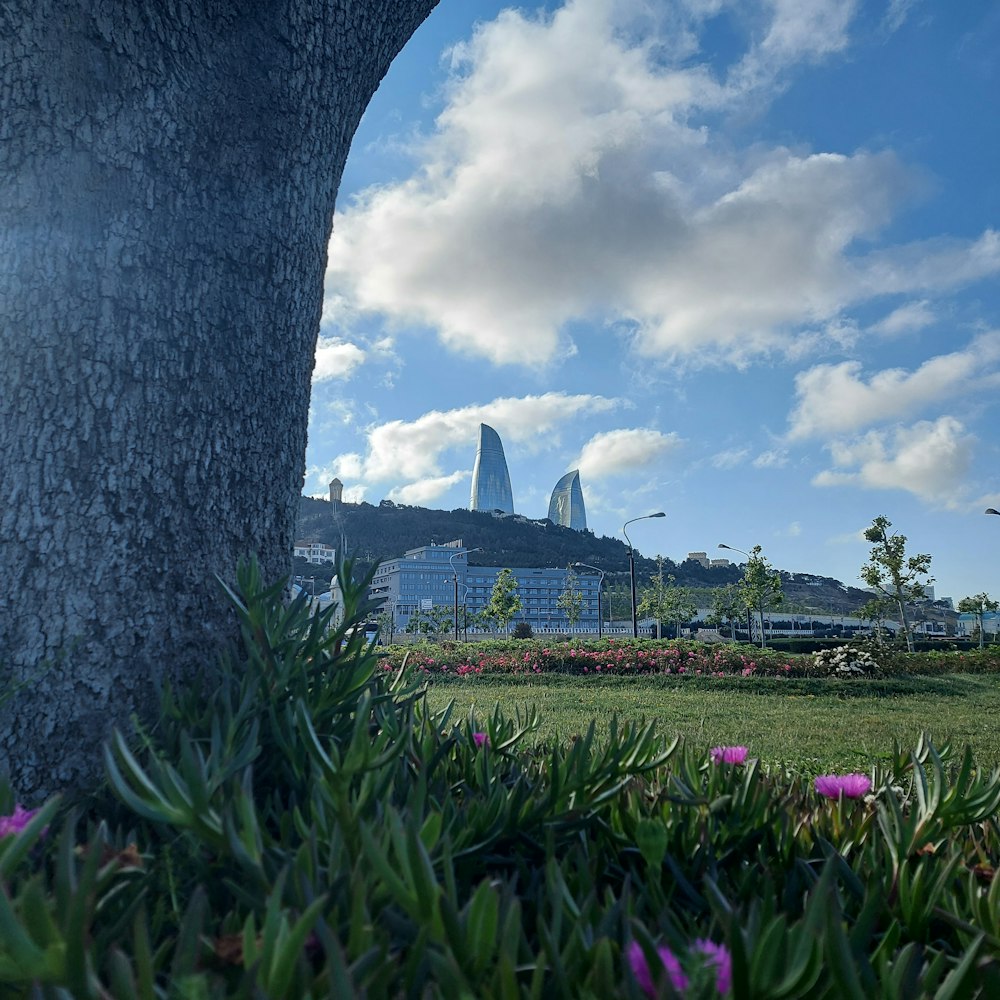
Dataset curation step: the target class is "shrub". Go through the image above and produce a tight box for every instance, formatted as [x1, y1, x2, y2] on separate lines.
[512, 621, 534, 639]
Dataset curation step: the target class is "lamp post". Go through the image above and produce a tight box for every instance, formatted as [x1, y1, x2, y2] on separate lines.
[573, 562, 606, 638]
[624, 512, 666, 638]
[987, 508, 1000, 516]
[718, 543, 755, 644]
[450, 547, 482, 640]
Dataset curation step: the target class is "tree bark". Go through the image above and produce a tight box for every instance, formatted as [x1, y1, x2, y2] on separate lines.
[0, 0, 439, 798]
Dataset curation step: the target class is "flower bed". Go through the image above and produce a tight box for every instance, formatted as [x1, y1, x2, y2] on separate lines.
[379, 636, 1000, 681]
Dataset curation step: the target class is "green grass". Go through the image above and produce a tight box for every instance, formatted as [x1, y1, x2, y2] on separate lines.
[423, 672, 1000, 772]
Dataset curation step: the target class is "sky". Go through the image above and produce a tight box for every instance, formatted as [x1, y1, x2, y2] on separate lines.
[304, 0, 1000, 602]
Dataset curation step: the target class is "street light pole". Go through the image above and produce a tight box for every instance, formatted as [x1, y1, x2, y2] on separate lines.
[573, 562, 606, 638]
[987, 508, 1000, 516]
[718, 543, 758, 645]
[624, 512, 666, 638]
[450, 547, 482, 641]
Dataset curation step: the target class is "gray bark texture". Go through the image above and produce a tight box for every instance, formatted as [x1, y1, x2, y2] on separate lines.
[0, 0, 439, 798]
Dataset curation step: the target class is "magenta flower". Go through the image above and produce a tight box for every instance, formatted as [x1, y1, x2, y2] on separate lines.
[710, 746, 749, 765]
[0, 804, 39, 837]
[627, 939, 732, 996]
[626, 941, 687, 997]
[694, 939, 732, 994]
[472, 731, 489, 749]
[814, 773, 871, 799]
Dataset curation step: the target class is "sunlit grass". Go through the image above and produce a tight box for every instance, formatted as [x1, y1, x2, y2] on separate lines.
[423, 673, 1000, 772]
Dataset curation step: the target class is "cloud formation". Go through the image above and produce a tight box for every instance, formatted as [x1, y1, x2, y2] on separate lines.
[574, 428, 683, 481]
[812, 417, 975, 503]
[787, 332, 1000, 440]
[323, 0, 999, 369]
[312, 338, 366, 382]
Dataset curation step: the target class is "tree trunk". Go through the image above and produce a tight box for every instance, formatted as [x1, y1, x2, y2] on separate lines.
[0, 0, 439, 799]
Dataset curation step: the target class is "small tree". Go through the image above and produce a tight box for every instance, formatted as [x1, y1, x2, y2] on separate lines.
[484, 568, 522, 635]
[737, 545, 783, 649]
[707, 583, 747, 641]
[638, 558, 698, 639]
[860, 515, 933, 654]
[556, 565, 584, 631]
[957, 592, 999, 649]
[405, 606, 452, 636]
[856, 595, 898, 645]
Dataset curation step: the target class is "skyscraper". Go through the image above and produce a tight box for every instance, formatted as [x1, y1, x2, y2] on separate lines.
[547, 469, 587, 531]
[470, 423, 514, 514]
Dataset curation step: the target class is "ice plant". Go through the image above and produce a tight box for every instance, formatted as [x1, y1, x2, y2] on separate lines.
[814, 773, 871, 799]
[626, 941, 687, 996]
[627, 939, 732, 996]
[472, 732, 489, 749]
[0, 804, 39, 837]
[710, 746, 749, 765]
[694, 939, 732, 994]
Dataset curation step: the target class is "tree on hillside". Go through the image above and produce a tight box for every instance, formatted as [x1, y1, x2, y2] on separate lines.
[556, 566, 584, 630]
[483, 569, 522, 635]
[737, 546, 783, 649]
[860, 515, 933, 654]
[856, 595, 899, 645]
[0, 2, 440, 798]
[957, 592, 999, 648]
[638, 558, 698, 640]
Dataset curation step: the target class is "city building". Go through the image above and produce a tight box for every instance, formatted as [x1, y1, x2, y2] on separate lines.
[293, 540, 336, 564]
[547, 470, 587, 531]
[368, 539, 601, 633]
[469, 423, 514, 514]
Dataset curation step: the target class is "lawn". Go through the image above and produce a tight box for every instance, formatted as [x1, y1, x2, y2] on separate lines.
[422, 672, 1000, 772]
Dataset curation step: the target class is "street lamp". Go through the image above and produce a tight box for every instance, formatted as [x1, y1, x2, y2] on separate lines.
[573, 562, 606, 638]
[987, 508, 1000, 516]
[718, 543, 756, 644]
[450, 547, 482, 640]
[624, 512, 666, 638]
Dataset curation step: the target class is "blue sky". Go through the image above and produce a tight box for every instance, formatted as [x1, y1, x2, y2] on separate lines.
[304, 0, 1000, 602]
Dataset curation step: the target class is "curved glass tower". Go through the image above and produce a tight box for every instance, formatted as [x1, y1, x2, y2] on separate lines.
[547, 469, 587, 530]
[470, 423, 514, 514]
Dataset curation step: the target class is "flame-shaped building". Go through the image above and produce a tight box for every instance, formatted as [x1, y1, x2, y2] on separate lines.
[469, 423, 514, 514]
[547, 469, 587, 531]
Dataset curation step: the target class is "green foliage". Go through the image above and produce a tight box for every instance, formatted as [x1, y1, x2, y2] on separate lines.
[862, 515, 935, 653]
[957, 593, 999, 649]
[638, 557, 699, 639]
[555, 565, 584, 628]
[483, 567, 522, 634]
[736, 545, 784, 649]
[4, 564, 1000, 995]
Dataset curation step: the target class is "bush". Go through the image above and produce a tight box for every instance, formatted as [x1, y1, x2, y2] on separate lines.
[2, 563, 1000, 995]
[512, 621, 534, 639]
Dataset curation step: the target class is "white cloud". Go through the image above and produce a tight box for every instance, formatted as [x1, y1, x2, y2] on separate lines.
[387, 472, 469, 507]
[323, 0, 999, 370]
[574, 427, 683, 481]
[870, 299, 935, 337]
[711, 447, 750, 469]
[312, 338, 366, 382]
[753, 448, 789, 468]
[812, 416, 976, 503]
[330, 392, 617, 489]
[787, 331, 1000, 440]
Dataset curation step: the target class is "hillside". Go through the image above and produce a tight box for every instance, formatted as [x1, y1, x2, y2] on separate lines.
[295, 496, 883, 614]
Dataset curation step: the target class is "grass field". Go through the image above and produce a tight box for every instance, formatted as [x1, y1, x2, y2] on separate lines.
[423, 672, 1000, 772]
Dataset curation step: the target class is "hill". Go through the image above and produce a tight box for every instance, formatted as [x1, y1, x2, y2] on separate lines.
[295, 496, 882, 615]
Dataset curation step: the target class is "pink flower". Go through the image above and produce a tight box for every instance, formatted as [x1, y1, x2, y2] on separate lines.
[626, 941, 687, 997]
[694, 939, 733, 994]
[710, 746, 749, 765]
[472, 732, 489, 749]
[0, 805, 40, 837]
[814, 773, 871, 799]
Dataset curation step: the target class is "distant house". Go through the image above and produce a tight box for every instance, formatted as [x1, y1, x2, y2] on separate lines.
[293, 540, 336, 564]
